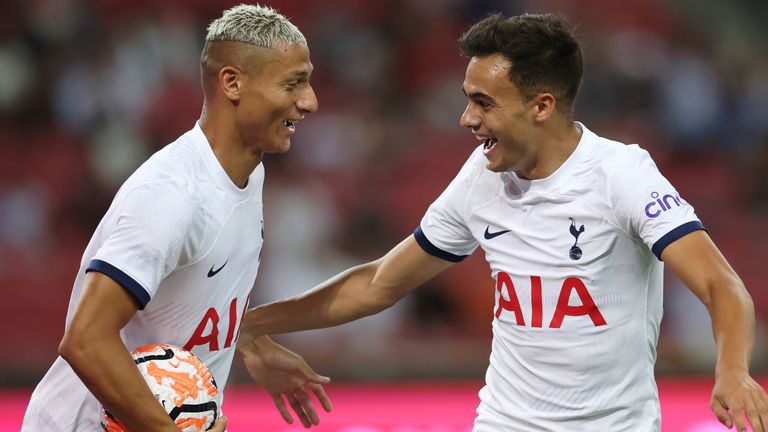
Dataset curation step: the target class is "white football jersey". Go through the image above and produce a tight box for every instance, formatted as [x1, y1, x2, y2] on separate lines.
[23, 123, 264, 431]
[416, 123, 703, 432]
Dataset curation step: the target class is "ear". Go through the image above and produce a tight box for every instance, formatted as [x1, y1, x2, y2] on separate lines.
[219, 66, 243, 102]
[532, 93, 556, 122]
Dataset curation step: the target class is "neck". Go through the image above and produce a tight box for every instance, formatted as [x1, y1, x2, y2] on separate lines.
[515, 121, 582, 180]
[199, 108, 262, 188]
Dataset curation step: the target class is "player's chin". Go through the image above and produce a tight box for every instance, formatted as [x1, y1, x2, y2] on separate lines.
[484, 158, 508, 173]
[268, 138, 292, 154]
[485, 163, 502, 172]
[277, 141, 292, 153]
[484, 152, 516, 173]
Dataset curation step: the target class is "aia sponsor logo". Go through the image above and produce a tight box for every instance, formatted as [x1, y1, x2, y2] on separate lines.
[184, 295, 250, 352]
[645, 191, 683, 218]
[495, 272, 606, 328]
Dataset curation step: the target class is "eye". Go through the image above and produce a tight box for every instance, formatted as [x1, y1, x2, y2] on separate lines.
[476, 99, 492, 110]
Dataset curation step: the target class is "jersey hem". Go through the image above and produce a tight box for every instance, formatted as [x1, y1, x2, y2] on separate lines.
[413, 226, 468, 262]
[651, 220, 706, 260]
[86, 259, 151, 309]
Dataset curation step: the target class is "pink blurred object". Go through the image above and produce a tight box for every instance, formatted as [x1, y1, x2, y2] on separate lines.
[3, 379, 759, 431]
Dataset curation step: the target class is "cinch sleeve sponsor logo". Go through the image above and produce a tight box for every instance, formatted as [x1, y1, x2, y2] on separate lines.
[644, 191, 683, 218]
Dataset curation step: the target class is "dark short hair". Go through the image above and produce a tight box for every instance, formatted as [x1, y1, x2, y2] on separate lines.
[459, 13, 583, 111]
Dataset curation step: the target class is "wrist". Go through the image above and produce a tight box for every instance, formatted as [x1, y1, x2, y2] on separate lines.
[716, 362, 749, 379]
[236, 334, 271, 356]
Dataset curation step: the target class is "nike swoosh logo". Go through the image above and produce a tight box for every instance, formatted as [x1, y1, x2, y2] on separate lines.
[207, 260, 228, 277]
[484, 226, 510, 240]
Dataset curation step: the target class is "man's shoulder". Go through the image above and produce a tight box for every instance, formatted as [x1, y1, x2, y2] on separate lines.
[105, 138, 205, 226]
[587, 131, 655, 177]
[583, 131, 668, 210]
[123, 129, 204, 193]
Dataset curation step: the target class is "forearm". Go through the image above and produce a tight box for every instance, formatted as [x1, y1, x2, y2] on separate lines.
[242, 259, 401, 339]
[59, 332, 177, 431]
[707, 276, 755, 376]
[662, 232, 757, 376]
[663, 232, 768, 430]
[238, 236, 452, 350]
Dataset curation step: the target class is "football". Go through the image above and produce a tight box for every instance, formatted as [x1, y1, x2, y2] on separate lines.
[101, 344, 218, 431]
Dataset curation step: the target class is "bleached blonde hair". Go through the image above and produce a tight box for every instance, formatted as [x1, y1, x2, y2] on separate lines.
[205, 4, 306, 48]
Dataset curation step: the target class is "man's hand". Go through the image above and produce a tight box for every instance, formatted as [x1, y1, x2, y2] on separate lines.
[239, 336, 332, 428]
[711, 372, 768, 431]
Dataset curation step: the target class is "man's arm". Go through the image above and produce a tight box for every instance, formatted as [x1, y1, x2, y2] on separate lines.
[239, 234, 454, 338]
[662, 230, 768, 432]
[236, 235, 452, 426]
[59, 272, 226, 431]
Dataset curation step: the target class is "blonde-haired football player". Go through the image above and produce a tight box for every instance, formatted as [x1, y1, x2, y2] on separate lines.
[23, 5, 330, 431]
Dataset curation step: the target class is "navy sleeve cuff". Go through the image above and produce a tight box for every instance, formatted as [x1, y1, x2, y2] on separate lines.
[413, 226, 468, 263]
[651, 220, 707, 260]
[86, 259, 151, 309]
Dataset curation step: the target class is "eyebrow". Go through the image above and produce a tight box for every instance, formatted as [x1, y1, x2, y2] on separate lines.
[285, 69, 312, 81]
[462, 87, 493, 102]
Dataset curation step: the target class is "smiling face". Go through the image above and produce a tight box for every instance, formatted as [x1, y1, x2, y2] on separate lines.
[460, 53, 539, 173]
[236, 42, 317, 155]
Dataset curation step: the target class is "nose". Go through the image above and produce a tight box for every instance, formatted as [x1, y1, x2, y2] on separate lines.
[297, 84, 318, 114]
[460, 102, 480, 130]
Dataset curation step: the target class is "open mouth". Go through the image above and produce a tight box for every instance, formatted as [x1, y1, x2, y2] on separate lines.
[283, 119, 296, 132]
[483, 138, 498, 153]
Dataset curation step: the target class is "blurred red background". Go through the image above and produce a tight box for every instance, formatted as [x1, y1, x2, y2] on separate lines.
[1, 1, 767, 427]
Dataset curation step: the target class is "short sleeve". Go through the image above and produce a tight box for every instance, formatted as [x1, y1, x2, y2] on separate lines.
[415, 149, 481, 262]
[87, 181, 194, 309]
[609, 146, 705, 260]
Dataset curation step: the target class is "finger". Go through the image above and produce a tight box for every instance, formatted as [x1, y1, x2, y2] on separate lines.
[712, 398, 733, 428]
[272, 394, 294, 424]
[761, 400, 768, 432]
[750, 392, 768, 432]
[745, 400, 762, 432]
[287, 392, 311, 428]
[759, 387, 768, 410]
[211, 416, 227, 432]
[294, 389, 320, 425]
[758, 407, 768, 432]
[307, 374, 331, 385]
[731, 405, 748, 432]
[299, 362, 331, 384]
[309, 382, 333, 412]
